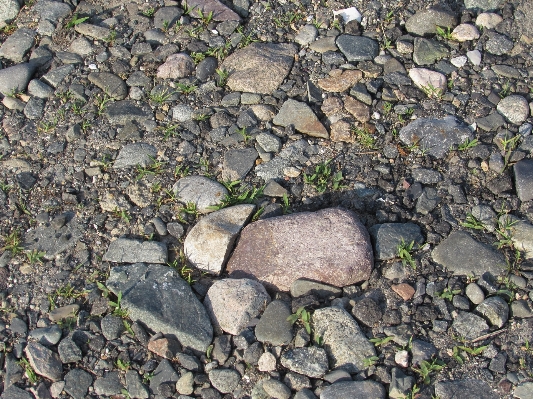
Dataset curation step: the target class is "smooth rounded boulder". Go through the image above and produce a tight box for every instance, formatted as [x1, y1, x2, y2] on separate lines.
[227, 208, 373, 291]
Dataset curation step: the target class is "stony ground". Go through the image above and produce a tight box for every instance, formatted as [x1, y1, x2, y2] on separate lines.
[1, 0, 533, 398]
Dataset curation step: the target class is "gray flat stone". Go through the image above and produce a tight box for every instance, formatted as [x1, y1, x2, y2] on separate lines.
[389, 368, 415, 399]
[432, 231, 507, 277]
[187, 0, 240, 21]
[222, 42, 297, 94]
[485, 32, 514, 55]
[204, 278, 270, 335]
[222, 148, 258, 181]
[320, 381, 386, 399]
[452, 311, 489, 341]
[34, 0, 72, 22]
[154, 6, 183, 30]
[0, 63, 37, 96]
[514, 159, 533, 202]
[399, 117, 473, 159]
[228, 208, 373, 291]
[464, 0, 502, 12]
[88, 72, 128, 100]
[42, 64, 74, 88]
[476, 112, 505, 131]
[413, 38, 449, 66]
[0, 0, 19, 29]
[435, 379, 499, 399]
[106, 263, 213, 351]
[172, 176, 229, 214]
[281, 346, 328, 378]
[0, 28, 35, 62]
[255, 300, 293, 346]
[28, 324, 62, 346]
[369, 222, 424, 260]
[150, 359, 179, 393]
[499, 215, 533, 258]
[208, 368, 241, 393]
[75, 23, 111, 40]
[23, 212, 84, 260]
[273, 99, 328, 139]
[63, 369, 93, 399]
[416, 187, 441, 215]
[104, 100, 153, 125]
[0, 385, 34, 399]
[126, 370, 150, 399]
[113, 143, 157, 169]
[336, 34, 379, 61]
[25, 342, 62, 381]
[58, 337, 82, 363]
[514, 382, 533, 399]
[255, 139, 309, 181]
[94, 371, 123, 396]
[313, 307, 376, 373]
[405, 8, 458, 36]
[184, 204, 255, 274]
[103, 238, 167, 264]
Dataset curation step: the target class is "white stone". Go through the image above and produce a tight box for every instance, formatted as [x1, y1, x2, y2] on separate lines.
[184, 204, 256, 274]
[467, 50, 482, 65]
[408, 68, 447, 94]
[497, 95, 530, 125]
[258, 352, 277, 372]
[451, 24, 480, 42]
[451, 56, 467, 68]
[395, 350, 410, 368]
[333, 7, 362, 23]
[172, 176, 228, 214]
[476, 12, 503, 29]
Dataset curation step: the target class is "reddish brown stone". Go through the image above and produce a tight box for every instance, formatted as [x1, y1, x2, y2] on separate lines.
[157, 53, 195, 79]
[317, 69, 362, 92]
[227, 208, 373, 291]
[321, 97, 344, 116]
[147, 337, 182, 359]
[330, 120, 355, 143]
[344, 96, 370, 123]
[391, 283, 415, 301]
[186, 0, 241, 21]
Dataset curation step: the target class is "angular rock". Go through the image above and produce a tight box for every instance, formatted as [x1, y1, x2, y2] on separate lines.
[352, 297, 382, 327]
[409, 68, 446, 94]
[149, 359, 179, 394]
[255, 300, 293, 346]
[432, 231, 507, 277]
[41, 64, 74, 88]
[254, 139, 308, 181]
[452, 311, 489, 341]
[0, 0, 19, 29]
[435, 379, 499, 399]
[317, 69, 362, 92]
[58, 337, 82, 363]
[399, 117, 473, 159]
[28, 325, 62, 346]
[476, 296, 509, 328]
[329, 120, 354, 143]
[172, 176, 229, 214]
[497, 95, 530, 125]
[94, 371, 122, 396]
[25, 342, 62, 381]
[75, 23, 111, 41]
[344, 96, 370, 123]
[222, 148, 258, 181]
[227, 208, 373, 291]
[336, 34, 379, 61]
[405, 8, 458, 36]
[184, 204, 255, 274]
[186, 0, 240, 21]
[514, 382, 533, 399]
[204, 278, 270, 335]
[485, 33, 513, 55]
[103, 238, 167, 264]
[0, 385, 34, 399]
[104, 100, 152, 125]
[106, 263, 213, 351]
[369, 222, 424, 260]
[389, 368, 415, 399]
[154, 7, 183, 30]
[499, 214, 533, 257]
[23, 212, 84, 260]
[313, 307, 376, 372]
[113, 143, 157, 169]
[0, 63, 37, 96]
[464, 0, 501, 12]
[88, 72, 128, 100]
[222, 42, 297, 94]
[280, 346, 328, 378]
[125, 371, 149, 399]
[273, 99, 328, 139]
[157, 53, 195, 79]
[413, 38, 449, 66]
[321, 381, 386, 399]
[0, 28, 35, 62]
[34, 0, 71, 22]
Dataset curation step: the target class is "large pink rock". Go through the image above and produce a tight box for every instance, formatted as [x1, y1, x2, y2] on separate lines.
[186, 0, 240, 21]
[157, 53, 195, 79]
[227, 208, 373, 291]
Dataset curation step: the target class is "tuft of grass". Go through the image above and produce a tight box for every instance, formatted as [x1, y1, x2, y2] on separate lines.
[436, 26, 453, 40]
[25, 249, 46, 264]
[115, 359, 131, 371]
[168, 249, 196, 284]
[453, 344, 487, 365]
[499, 80, 512, 98]
[237, 127, 252, 143]
[112, 208, 131, 223]
[208, 180, 264, 211]
[197, 9, 214, 25]
[142, 7, 155, 17]
[351, 126, 377, 149]
[215, 68, 229, 87]
[412, 358, 445, 384]
[287, 307, 312, 335]
[494, 216, 518, 249]
[363, 356, 380, 367]
[369, 336, 394, 347]
[437, 287, 461, 301]
[397, 239, 416, 269]
[158, 124, 180, 140]
[95, 92, 114, 115]
[461, 213, 485, 230]
[190, 51, 206, 64]
[458, 138, 478, 151]
[109, 291, 128, 318]
[65, 13, 89, 29]
[148, 88, 177, 104]
[420, 83, 444, 99]
[18, 357, 38, 384]
[175, 82, 197, 95]
[3, 230, 23, 256]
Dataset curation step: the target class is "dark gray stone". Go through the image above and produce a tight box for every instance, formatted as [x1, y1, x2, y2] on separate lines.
[0, 62, 36, 95]
[126, 370, 149, 399]
[0, 28, 35, 62]
[103, 238, 167, 264]
[413, 38, 449, 66]
[24, 97, 45, 120]
[197, 57, 218, 81]
[416, 187, 441, 215]
[432, 231, 507, 277]
[435, 379, 499, 399]
[369, 222, 424, 260]
[208, 368, 241, 393]
[0, 385, 34, 399]
[94, 371, 123, 396]
[485, 33, 514, 55]
[290, 279, 342, 299]
[101, 314, 126, 340]
[34, 0, 72, 22]
[476, 112, 505, 132]
[475, 296, 509, 327]
[154, 6, 183, 30]
[411, 168, 442, 184]
[106, 263, 213, 351]
[352, 297, 382, 327]
[88, 72, 128, 100]
[336, 34, 379, 61]
[42, 65, 74, 88]
[221, 147, 258, 181]
[255, 300, 293, 346]
[28, 324, 62, 346]
[514, 159, 533, 202]
[405, 8, 458, 36]
[150, 359, 179, 393]
[113, 143, 157, 169]
[411, 339, 437, 366]
[399, 117, 473, 159]
[320, 381, 386, 399]
[104, 100, 153, 125]
[452, 311, 489, 341]
[25, 342, 62, 381]
[58, 337, 82, 363]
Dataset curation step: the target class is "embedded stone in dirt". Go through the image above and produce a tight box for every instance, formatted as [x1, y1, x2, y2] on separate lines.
[432, 231, 507, 277]
[222, 42, 297, 94]
[184, 204, 256, 274]
[227, 208, 373, 291]
[369, 222, 424, 260]
[313, 307, 376, 373]
[172, 175, 229, 214]
[106, 263, 213, 351]
[88, 72, 128, 100]
[435, 379, 499, 399]
[113, 143, 157, 169]
[399, 116, 473, 159]
[103, 238, 168, 264]
[204, 278, 270, 335]
[317, 69, 362, 92]
[186, 0, 241, 21]
[405, 8, 458, 36]
[273, 99, 328, 139]
[320, 380, 386, 399]
[336, 34, 379, 61]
